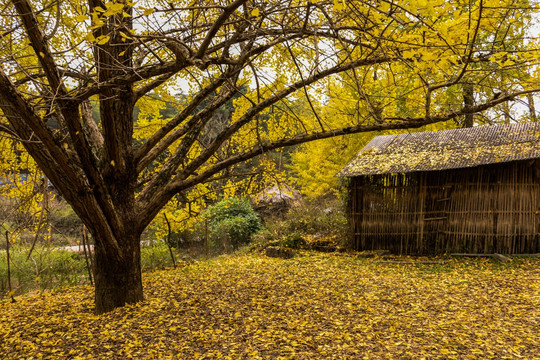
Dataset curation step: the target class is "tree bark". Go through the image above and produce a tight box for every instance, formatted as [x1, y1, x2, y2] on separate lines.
[527, 93, 537, 121]
[92, 231, 143, 314]
[463, 84, 474, 128]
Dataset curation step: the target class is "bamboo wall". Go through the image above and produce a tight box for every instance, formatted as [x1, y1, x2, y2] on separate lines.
[349, 160, 540, 254]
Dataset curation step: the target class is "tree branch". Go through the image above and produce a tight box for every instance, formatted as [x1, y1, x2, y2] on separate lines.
[136, 55, 395, 222]
[12, 0, 106, 201]
[177, 88, 540, 197]
[134, 76, 229, 172]
[0, 70, 124, 258]
[196, 0, 248, 58]
[134, 33, 277, 172]
[80, 100, 104, 156]
[180, 56, 394, 182]
[12, 0, 66, 96]
[135, 75, 242, 207]
[134, 73, 175, 101]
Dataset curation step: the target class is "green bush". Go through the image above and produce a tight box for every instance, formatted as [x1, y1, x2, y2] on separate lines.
[281, 205, 347, 237]
[203, 197, 262, 249]
[141, 242, 176, 270]
[256, 199, 349, 250]
[281, 232, 307, 249]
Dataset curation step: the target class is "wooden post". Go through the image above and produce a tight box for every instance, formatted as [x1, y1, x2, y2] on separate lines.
[5, 231, 15, 303]
[417, 173, 426, 253]
[205, 217, 209, 256]
[81, 225, 94, 285]
[221, 226, 230, 253]
[27, 175, 50, 260]
[162, 214, 176, 268]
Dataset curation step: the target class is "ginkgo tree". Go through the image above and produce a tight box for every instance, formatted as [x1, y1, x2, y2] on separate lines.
[0, 0, 539, 313]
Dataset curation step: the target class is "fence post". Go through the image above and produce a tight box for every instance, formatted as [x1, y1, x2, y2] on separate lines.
[5, 231, 15, 303]
[163, 214, 176, 268]
[81, 226, 94, 285]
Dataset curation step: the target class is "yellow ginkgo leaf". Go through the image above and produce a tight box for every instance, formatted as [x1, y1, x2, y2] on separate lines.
[85, 32, 96, 42]
[143, 8, 154, 16]
[97, 35, 110, 45]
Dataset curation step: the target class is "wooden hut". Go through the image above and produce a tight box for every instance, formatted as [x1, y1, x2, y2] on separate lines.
[338, 122, 540, 255]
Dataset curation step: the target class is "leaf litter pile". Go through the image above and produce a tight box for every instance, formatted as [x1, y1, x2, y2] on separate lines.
[1, 252, 539, 359]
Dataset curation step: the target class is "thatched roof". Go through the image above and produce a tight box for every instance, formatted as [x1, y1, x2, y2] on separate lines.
[338, 122, 540, 176]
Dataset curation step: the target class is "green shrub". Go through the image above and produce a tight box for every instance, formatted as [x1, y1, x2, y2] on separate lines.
[203, 197, 262, 249]
[141, 242, 176, 270]
[281, 232, 307, 249]
[257, 199, 349, 250]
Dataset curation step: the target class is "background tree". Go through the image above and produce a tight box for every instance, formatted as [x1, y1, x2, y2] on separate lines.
[0, 0, 539, 313]
[0, 137, 47, 240]
[290, 0, 539, 196]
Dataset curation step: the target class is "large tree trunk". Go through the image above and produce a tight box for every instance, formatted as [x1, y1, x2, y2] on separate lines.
[92, 231, 143, 314]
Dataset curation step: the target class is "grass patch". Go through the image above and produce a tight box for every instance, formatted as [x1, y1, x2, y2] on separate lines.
[141, 241, 178, 271]
[1, 252, 538, 359]
[0, 245, 87, 295]
[0, 242, 179, 297]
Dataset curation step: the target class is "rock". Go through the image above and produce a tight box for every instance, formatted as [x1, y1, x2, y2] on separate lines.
[180, 255, 195, 263]
[265, 246, 295, 259]
[311, 245, 336, 252]
[492, 253, 511, 262]
[254, 184, 303, 216]
[256, 183, 302, 204]
[356, 252, 376, 258]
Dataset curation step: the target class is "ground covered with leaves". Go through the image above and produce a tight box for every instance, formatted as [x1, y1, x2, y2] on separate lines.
[1, 252, 539, 359]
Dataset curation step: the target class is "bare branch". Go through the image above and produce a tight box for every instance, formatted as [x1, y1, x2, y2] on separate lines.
[134, 75, 229, 171]
[196, 0, 248, 58]
[14, 69, 95, 87]
[134, 73, 175, 101]
[12, 0, 66, 96]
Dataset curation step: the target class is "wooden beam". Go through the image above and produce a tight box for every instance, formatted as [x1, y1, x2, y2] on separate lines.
[451, 253, 511, 262]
